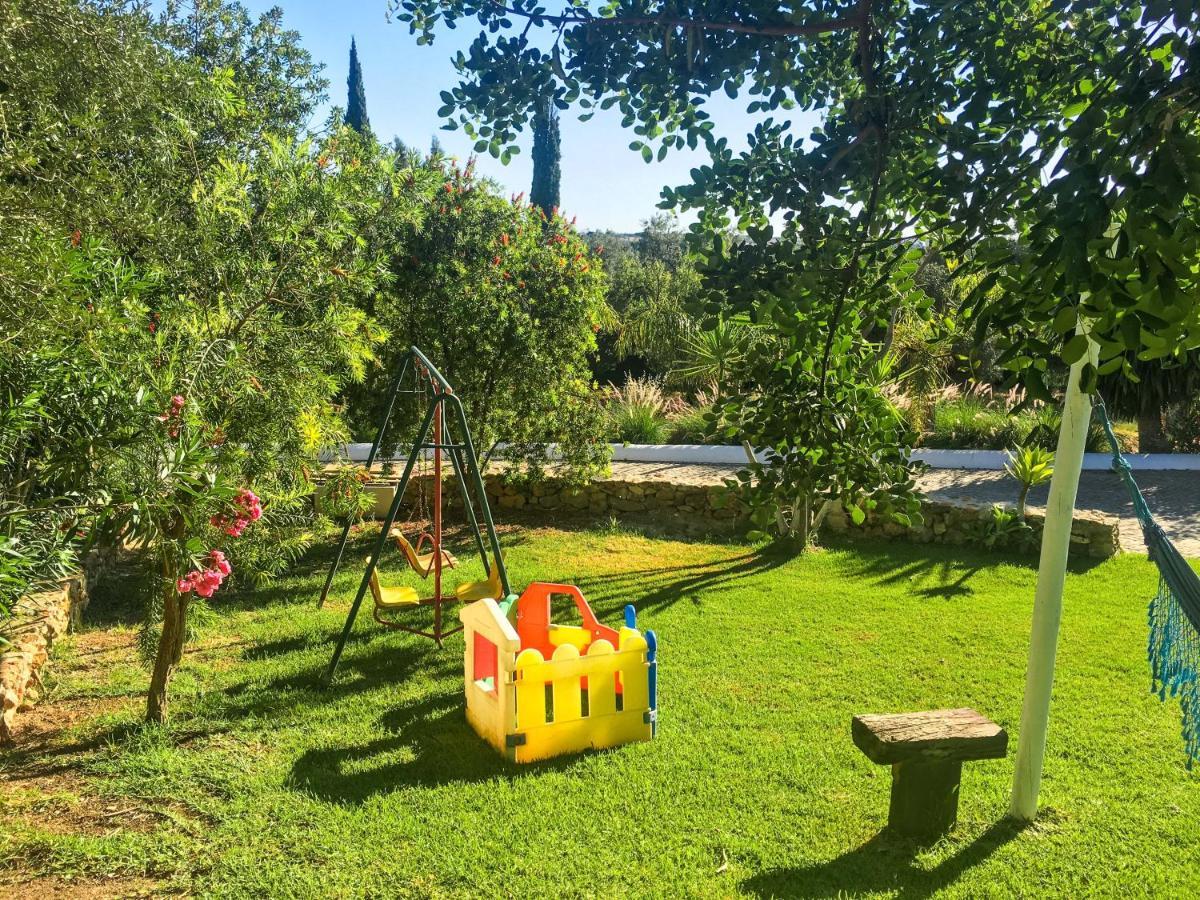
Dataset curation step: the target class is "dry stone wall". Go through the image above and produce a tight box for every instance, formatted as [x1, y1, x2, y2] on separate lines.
[340, 470, 1121, 559]
[0, 549, 110, 743]
[822, 498, 1121, 559]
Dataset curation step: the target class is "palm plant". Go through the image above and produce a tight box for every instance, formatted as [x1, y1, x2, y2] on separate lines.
[612, 259, 699, 370]
[888, 314, 955, 433]
[672, 318, 750, 396]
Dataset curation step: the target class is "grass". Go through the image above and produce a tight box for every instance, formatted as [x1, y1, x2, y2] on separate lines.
[3, 526, 1199, 897]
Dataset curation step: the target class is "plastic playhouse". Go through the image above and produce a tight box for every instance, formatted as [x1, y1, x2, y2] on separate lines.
[460, 584, 658, 763]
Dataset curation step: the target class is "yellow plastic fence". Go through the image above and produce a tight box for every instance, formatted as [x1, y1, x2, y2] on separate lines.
[460, 599, 654, 763]
[511, 628, 651, 762]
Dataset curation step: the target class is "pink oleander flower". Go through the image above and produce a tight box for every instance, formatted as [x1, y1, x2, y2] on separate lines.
[177, 551, 231, 597]
[159, 394, 185, 438]
[212, 489, 262, 538]
[208, 550, 232, 576]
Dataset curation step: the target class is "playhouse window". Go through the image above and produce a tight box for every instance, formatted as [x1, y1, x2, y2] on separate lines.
[551, 593, 586, 627]
[473, 631, 498, 695]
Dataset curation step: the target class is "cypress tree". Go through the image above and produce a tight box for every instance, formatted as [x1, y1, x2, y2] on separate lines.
[344, 38, 370, 134]
[530, 99, 561, 217]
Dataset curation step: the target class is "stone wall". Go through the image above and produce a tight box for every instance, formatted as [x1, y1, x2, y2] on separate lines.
[335, 472, 1121, 558]
[823, 498, 1121, 559]
[344, 472, 741, 536]
[0, 550, 110, 744]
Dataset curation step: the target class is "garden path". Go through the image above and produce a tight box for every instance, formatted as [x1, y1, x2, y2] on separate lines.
[604, 462, 1200, 558]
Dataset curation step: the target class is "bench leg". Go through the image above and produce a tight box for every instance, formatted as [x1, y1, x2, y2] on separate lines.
[888, 759, 962, 840]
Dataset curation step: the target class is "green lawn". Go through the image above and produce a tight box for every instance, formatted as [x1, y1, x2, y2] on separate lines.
[3, 526, 1198, 898]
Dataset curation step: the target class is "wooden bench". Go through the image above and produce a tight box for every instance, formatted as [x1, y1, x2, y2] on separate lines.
[852, 708, 1008, 840]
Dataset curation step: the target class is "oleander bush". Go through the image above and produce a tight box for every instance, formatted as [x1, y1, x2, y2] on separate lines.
[0, 0, 609, 716]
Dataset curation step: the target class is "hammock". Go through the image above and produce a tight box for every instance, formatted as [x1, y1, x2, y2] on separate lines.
[1095, 399, 1200, 766]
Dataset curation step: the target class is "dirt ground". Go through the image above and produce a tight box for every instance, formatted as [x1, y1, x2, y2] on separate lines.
[1, 630, 163, 899]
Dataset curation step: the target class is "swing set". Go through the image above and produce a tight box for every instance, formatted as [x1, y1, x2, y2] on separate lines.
[319, 347, 511, 677]
[316, 346, 659, 763]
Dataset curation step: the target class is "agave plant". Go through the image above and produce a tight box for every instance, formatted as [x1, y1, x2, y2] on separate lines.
[1004, 445, 1055, 519]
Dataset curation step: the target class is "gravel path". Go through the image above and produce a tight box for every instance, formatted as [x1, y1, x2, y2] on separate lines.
[917, 468, 1200, 558]
[605, 461, 1200, 558]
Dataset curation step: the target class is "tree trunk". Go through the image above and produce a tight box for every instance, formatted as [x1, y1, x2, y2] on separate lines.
[1137, 394, 1169, 453]
[146, 558, 188, 724]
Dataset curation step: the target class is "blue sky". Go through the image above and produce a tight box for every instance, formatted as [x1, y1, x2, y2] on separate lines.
[236, 0, 821, 232]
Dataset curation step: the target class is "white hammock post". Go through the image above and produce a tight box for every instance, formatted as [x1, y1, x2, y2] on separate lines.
[1009, 326, 1100, 820]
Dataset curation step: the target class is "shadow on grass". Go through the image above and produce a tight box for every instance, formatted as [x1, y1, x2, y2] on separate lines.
[843, 548, 988, 600]
[571, 545, 793, 615]
[286, 689, 608, 802]
[742, 818, 1026, 898]
[218, 632, 454, 718]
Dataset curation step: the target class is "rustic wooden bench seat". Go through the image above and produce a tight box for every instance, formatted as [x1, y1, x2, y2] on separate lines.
[852, 708, 1008, 840]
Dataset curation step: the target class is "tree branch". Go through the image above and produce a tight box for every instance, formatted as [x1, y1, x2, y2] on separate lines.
[818, 0, 881, 395]
[488, 4, 864, 38]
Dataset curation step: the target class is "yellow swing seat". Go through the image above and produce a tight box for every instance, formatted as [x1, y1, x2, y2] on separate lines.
[367, 566, 420, 609]
[390, 527, 457, 577]
[454, 566, 505, 604]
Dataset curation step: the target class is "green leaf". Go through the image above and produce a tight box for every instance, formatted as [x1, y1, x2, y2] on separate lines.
[1062, 334, 1090, 365]
[1051, 306, 1077, 334]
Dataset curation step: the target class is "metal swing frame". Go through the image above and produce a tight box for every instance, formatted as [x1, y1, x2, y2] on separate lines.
[320, 346, 511, 680]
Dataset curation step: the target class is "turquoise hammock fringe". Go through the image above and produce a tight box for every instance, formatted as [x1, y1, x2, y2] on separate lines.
[1095, 399, 1200, 767]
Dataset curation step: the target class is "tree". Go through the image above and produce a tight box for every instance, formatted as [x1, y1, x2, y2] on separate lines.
[397, 0, 1200, 538]
[530, 99, 561, 216]
[345, 37, 371, 133]
[1, 0, 385, 719]
[611, 257, 699, 371]
[159, 0, 326, 145]
[345, 155, 610, 482]
[113, 131, 386, 722]
[1099, 356, 1200, 452]
[636, 214, 685, 269]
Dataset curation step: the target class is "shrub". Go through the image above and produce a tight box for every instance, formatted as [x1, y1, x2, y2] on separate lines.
[319, 465, 375, 523]
[610, 405, 669, 444]
[667, 404, 717, 444]
[927, 397, 1023, 449]
[1165, 398, 1200, 452]
[346, 157, 610, 484]
[922, 394, 1135, 452]
[604, 376, 670, 443]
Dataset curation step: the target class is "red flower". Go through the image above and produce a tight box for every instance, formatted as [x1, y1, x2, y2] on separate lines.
[492, 255, 502, 266]
[70, 229, 82, 247]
